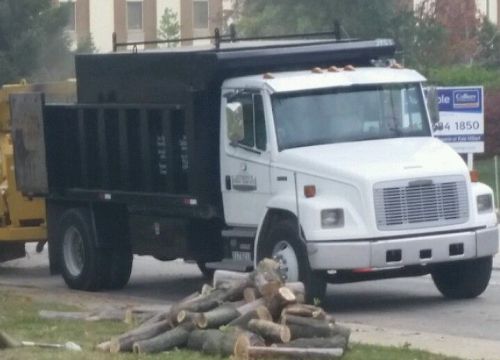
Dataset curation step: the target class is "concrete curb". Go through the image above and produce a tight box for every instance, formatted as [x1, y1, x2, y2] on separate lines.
[345, 322, 500, 360]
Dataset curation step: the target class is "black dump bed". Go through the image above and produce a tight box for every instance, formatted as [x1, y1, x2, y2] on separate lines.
[13, 39, 395, 220]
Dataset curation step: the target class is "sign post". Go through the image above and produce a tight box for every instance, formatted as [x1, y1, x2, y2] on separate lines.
[433, 86, 485, 168]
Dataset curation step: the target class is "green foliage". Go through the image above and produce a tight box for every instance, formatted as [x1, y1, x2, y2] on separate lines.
[427, 66, 500, 89]
[158, 7, 180, 46]
[475, 17, 500, 67]
[76, 34, 97, 54]
[0, 0, 74, 86]
[235, 0, 447, 72]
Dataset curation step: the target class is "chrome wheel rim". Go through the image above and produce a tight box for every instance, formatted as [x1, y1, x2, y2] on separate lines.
[272, 240, 299, 282]
[62, 226, 85, 277]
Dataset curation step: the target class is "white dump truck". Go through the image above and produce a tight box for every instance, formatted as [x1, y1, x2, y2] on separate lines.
[12, 33, 498, 302]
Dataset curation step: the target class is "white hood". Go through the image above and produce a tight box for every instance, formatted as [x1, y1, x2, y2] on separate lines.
[275, 137, 469, 185]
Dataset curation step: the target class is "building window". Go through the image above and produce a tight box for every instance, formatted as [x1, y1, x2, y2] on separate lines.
[66, 1, 76, 31]
[193, 0, 209, 29]
[127, 1, 143, 30]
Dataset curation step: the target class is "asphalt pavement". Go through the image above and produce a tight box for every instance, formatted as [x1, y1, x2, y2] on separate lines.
[1, 245, 500, 359]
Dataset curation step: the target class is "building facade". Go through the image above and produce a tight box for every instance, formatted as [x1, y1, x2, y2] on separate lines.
[53, 0, 223, 52]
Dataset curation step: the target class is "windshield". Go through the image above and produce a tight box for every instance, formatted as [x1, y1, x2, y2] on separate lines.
[272, 84, 431, 151]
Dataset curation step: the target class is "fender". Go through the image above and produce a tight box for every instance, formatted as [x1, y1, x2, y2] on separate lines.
[253, 194, 298, 264]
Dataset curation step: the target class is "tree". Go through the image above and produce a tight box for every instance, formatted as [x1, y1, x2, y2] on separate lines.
[158, 7, 180, 46]
[233, 0, 447, 72]
[0, 0, 74, 86]
[474, 17, 500, 67]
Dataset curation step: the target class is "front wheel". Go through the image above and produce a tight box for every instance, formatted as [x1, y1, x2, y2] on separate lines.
[259, 219, 327, 304]
[431, 256, 492, 299]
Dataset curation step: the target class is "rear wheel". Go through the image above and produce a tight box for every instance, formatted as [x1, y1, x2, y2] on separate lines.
[431, 256, 492, 299]
[103, 246, 133, 290]
[197, 261, 215, 279]
[58, 209, 107, 291]
[259, 219, 327, 304]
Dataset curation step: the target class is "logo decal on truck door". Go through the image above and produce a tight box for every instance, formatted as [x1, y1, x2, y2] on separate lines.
[232, 174, 257, 191]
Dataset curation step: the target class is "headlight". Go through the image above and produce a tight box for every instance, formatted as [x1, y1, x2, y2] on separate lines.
[477, 194, 493, 213]
[321, 209, 344, 228]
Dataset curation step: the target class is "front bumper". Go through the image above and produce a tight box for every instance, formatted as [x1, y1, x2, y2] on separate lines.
[307, 226, 499, 270]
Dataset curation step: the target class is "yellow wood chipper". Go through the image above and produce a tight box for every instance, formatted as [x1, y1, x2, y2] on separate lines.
[0, 81, 75, 262]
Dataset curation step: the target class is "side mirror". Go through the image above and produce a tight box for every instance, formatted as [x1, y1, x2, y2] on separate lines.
[426, 86, 440, 125]
[226, 102, 244, 144]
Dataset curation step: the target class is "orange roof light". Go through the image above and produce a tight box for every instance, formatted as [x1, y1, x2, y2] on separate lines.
[390, 62, 404, 69]
[311, 67, 323, 74]
[327, 66, 341, 73]
[344, 65, 356, 71]
[304, 185, 316, 198]
[263, 73, 274, 79]
[470, 170, 479, 182]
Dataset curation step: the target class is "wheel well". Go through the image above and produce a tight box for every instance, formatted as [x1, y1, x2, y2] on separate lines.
[47, 201, 129, 274]
[256, 209, 298, 261]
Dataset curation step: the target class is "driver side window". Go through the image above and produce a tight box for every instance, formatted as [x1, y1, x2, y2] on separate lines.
[229, 92, 267, 152]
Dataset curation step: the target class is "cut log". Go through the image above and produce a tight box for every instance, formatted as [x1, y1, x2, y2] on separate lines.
[201, 330, 238, 356]
[138, 311, 169, 327]
[110, 319, 171, 353]
[233, 331, 266, 358]
[133, 325, 191, 354]
[281, 304, 326, 320]
[237, 298, 266, 316]
[243, 287, 259, 303]
[228, 306, 272, 329]
[38, 310, 90, 321]
[95, 341, 111, 352]
[252, 258, 284, 299]
[87, 308, 127, 322]
[213, 270, 252, 289]
[169, 291, 222, 323]
[284, 282, 306, 304]
[275, 336, 348, 350]
[176, 310, 200, 325]
[282, 315, 335, 340]
[237, 345, 343, 360]
[266, 286, 297, 320]
[247, 319, 291, 344]
[196, 304, 241, 329]
[201, 284, 214, 296]
[187, 329, 222, 351]
[198, 328, 265, 357]
[0, 331, 20, 349]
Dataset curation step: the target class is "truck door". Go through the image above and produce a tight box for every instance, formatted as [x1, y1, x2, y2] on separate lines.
[221, 90, 272, 226]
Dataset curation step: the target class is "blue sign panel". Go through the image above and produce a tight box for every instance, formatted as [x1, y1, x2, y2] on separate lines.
[437, 88, 482, 113]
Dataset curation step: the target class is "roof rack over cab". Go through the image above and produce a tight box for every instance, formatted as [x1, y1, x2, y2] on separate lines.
[112, 23, 347, 52]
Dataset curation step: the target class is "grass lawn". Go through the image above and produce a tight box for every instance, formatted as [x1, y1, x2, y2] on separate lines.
[0, 290, 461, 360]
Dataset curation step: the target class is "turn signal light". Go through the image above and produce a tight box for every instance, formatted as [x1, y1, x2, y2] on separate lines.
[304, 185, 316, 198]
[470, 170, 479, 182]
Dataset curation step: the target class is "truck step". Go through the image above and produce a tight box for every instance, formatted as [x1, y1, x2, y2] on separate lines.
[205, 259, 254, 272]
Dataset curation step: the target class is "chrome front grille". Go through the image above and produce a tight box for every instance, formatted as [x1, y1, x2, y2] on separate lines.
[374, 177, 469, 231]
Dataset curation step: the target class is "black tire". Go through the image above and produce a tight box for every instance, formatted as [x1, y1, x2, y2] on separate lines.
[258, 219, 327, 304]
[57, 209, 107, 291]
[197, 261, 215, 279]
[103, 247, 133, 290]
[431, 256, 493, 299]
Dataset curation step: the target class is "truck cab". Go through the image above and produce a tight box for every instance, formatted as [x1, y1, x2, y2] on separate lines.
[219, 67, 498, 300]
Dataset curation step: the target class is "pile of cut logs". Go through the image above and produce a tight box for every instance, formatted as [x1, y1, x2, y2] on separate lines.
[97, 259, 350, 359]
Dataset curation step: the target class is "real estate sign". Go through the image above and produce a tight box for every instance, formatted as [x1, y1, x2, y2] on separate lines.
[433, 86, 484, 154]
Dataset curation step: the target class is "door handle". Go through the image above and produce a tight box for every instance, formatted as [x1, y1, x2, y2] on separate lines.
[225, 175, 232, 190]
